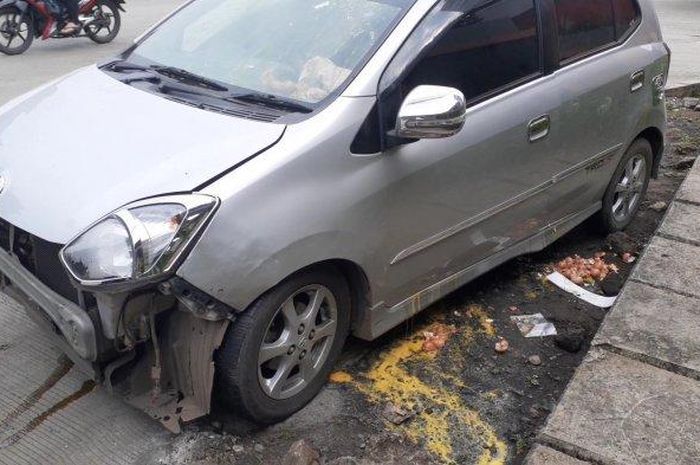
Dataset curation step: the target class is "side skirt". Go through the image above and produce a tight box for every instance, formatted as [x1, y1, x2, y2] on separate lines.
[358, 202, 601, 340]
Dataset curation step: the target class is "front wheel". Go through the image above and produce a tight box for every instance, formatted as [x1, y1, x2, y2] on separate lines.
[597, 138, 653, 233]
[84, 0, 120, 44]
[0, 7, 33, 55]
[215, 267, 351, 423]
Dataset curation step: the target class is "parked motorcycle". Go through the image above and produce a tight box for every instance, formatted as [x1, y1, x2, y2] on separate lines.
[0, 0, 124, 55]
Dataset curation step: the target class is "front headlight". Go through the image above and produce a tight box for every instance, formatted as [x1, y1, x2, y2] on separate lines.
[60, 194, 219, 288]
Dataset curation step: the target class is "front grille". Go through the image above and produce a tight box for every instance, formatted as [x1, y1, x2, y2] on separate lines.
[0, 218, 81, 305]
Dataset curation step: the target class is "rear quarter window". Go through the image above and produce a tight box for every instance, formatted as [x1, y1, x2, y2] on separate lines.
[555, 0, 615, 62]
[613, 0, 641, 40]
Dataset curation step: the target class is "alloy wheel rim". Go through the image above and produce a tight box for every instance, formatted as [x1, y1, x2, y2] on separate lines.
[258, 284, 338, 400]
[612, 154, 646, 222]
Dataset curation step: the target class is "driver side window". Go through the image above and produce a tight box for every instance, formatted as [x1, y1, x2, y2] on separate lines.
[353, 0, 542, 154]
[402, 0, 541, 105]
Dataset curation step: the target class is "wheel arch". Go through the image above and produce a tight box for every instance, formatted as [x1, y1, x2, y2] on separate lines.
[251, 258, 372, 340]
[635, 126, 664, 178]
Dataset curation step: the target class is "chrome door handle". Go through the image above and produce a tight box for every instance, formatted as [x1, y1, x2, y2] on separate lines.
[528, 115, 550, 143]
[630, 70, 645, 92]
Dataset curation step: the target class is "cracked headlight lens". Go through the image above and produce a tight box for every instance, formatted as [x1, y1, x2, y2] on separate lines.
[61, 194, 218, 287]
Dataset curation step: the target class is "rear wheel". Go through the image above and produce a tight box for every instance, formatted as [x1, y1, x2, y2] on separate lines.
[85, 0, 120, 44]
[215, 267, 350, 423]
[0, 7, 33, 55]
[597, 138, 653, 233]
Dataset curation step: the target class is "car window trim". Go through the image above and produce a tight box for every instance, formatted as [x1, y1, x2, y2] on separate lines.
[553, 0, 642, 68]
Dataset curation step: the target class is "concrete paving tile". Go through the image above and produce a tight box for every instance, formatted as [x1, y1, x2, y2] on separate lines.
[632, 235, 700, 298]
[659, 201, 700, 245]
[541, 349, 700, 465]
[0, 292, 168, 465]
[594, 281, 700, 375]
[524, 445, 590, 465]
[676, 166, 700, 205]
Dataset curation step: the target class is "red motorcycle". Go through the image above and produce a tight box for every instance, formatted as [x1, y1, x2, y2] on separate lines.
[0, 0, 124, 55]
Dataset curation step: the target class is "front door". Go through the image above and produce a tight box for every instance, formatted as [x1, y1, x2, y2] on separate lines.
[369, 0, 567, 309]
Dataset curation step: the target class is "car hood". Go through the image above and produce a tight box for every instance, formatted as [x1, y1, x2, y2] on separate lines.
[0, 65, 285, 244]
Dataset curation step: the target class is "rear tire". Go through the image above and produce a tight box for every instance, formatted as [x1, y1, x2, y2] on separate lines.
[0, 7, 33, 55]
[215, 267, 351, 423]
[85, 0, 120, 44]
[596, 138, 653, 233]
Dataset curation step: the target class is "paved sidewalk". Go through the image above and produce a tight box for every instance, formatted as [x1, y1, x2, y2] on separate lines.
[0, 293, 168, 465]
[525, 159, 700, 464]
[654, 0, 700, 89]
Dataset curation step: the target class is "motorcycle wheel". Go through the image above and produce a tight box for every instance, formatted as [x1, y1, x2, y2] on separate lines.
[0, 7, 33, 55]
[85, 0, 120, 44]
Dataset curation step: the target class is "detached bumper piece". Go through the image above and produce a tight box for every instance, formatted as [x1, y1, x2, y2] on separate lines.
[0, 246, 98, 361]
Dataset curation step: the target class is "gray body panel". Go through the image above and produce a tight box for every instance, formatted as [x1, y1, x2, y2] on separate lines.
[0, 66, 284, 244]
[180, 0, 668, 339]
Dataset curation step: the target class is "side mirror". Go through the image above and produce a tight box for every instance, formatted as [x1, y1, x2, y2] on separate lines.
[395, 85, 467, 139]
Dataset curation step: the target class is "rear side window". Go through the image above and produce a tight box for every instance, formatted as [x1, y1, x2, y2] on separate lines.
[613, 0, 640, 40]
[555, 0, 615, 62]
[402, 0, 540, 103]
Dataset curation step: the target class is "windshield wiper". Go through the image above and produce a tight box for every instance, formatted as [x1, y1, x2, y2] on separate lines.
[156, 81, 215, 97]
[151, 66, 230, 92]
[104, 60, 163, 84]
[105, 60, 151, 73]
[229, 93, 313, 114]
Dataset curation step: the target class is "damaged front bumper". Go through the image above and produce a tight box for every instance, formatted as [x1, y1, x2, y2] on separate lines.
[0, 246, 98, 364]
[0, 245, 232, 433]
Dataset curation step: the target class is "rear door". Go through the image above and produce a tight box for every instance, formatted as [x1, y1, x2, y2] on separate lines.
[544, 0, 649, 222]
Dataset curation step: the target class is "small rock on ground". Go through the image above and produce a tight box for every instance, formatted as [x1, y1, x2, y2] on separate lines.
[382, 402, 414, 425]
[555, 335, 584, 353]
[682, 97, 699, 109]
[282, 439, 321, 465]
[606, 232, 637, 255]
[649, 201, 668, 212]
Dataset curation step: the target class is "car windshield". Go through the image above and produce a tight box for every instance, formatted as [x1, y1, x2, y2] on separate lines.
[130, 0, 414, 104]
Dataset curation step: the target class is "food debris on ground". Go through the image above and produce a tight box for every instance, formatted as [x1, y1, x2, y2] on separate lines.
[621, 252, 636, 263]
[382, 402, 415, 425]
[554, 254, 618, 285]
[510, 313, 558, 338]
[421, 323, 457, 353]
[494, 337, 509, 353]
[508, 306, 519, 313]
[329, 371, 354, 384]
[527, 355, 542, 366]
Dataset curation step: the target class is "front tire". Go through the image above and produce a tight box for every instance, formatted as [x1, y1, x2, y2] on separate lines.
[0, 7, 33, 55]
[85, 0, 120, 44]
[597, 138, 653, 233]
[215, 267, 351, 423]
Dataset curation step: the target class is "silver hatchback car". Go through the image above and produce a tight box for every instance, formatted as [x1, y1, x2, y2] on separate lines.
[0, 0, 669, 429]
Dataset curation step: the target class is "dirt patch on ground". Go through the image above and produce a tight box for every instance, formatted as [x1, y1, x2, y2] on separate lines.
[154, 103, 699, 465]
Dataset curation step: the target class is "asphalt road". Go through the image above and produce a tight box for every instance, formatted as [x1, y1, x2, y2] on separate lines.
[0, 0, 177, 105]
